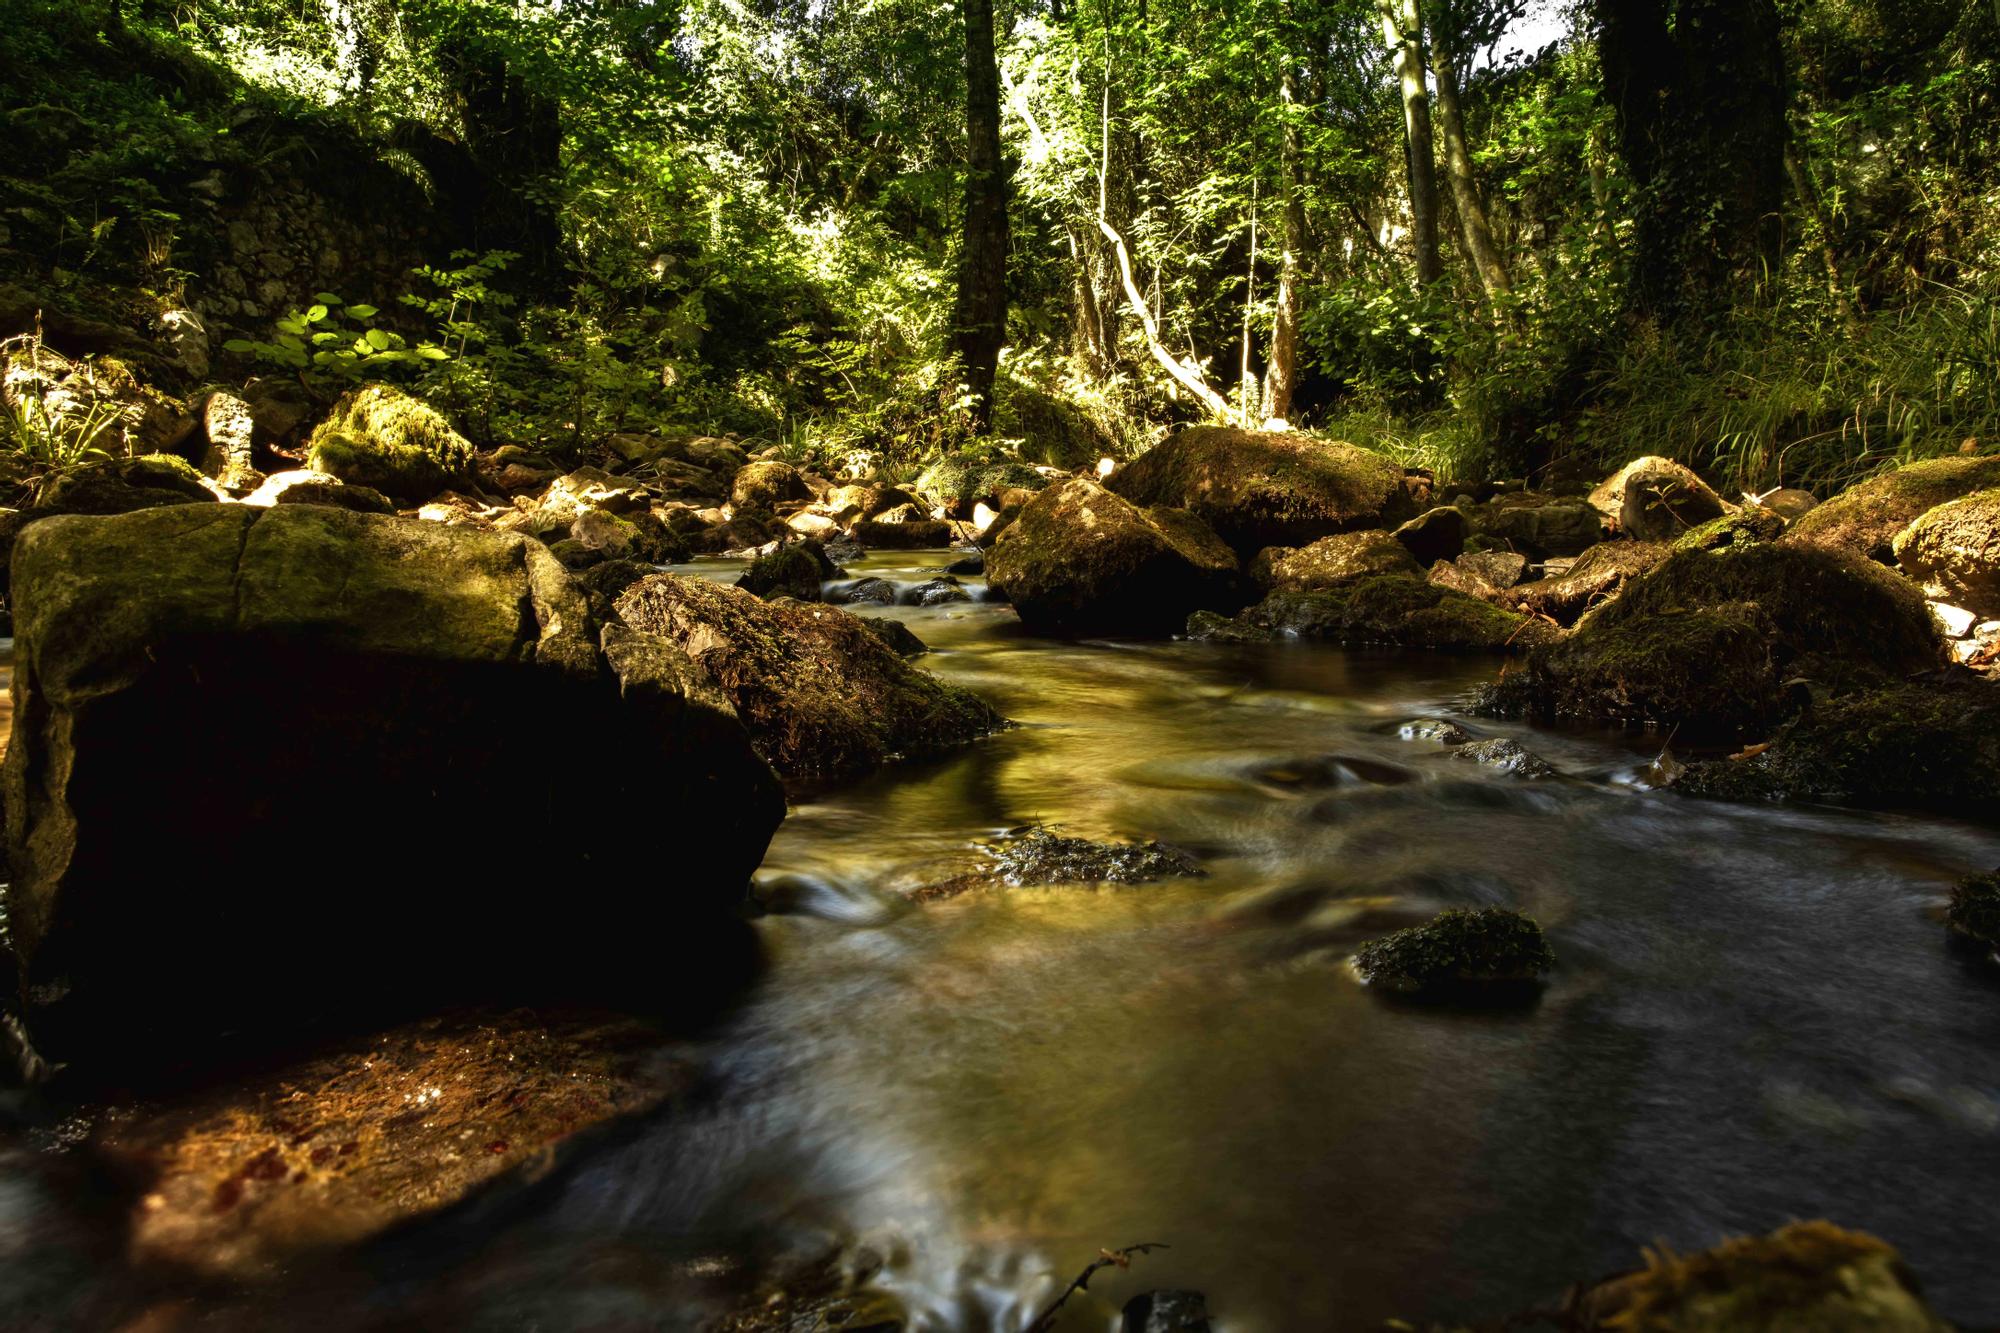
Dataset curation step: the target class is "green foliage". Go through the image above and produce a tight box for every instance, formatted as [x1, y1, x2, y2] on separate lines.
[223, 291, 440, 376]
[0, 331, 121, 503]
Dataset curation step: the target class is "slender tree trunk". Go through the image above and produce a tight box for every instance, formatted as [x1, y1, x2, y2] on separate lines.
[1097, 215, 1230, 418]
[1432, 47, 1512, 308]
[1381, 0, 1441, 285]
[955, 0, 1009, 432]
[1261, 66, 1306, 424]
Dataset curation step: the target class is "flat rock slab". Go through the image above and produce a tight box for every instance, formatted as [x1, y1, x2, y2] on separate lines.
[89, 1009, 686, 1280]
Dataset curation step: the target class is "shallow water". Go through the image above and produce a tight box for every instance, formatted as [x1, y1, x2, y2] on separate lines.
[6, 552, 2000, 1330]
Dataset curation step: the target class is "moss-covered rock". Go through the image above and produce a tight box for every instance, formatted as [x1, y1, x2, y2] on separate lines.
[1589, 455, 1731, 540]
[1674, 505, 1787, 552]
[730, 460, 811, 510]
[616, 572, 1005, 785]
[998, 383, 1121, 469]
[1230, 574, 1556, 652]
[1670, 674, 2000, 814]
[1573, 1220, 1950, 1333]
[1787, 453, 2000, 562]
[37, 452, 219, 514]
[910, 827, 1203, 902]
[1105, 426, 1429, 555]
[1485, 544, 1945, 734]
[1353, 907, 1554, 998]
[244, 469, 395, 514]
[735, 539, 839, 602]
[1893, 487, 2000, 618]
[1947, 869, 2000, 950]
[1392, 505, 1470, 565]
[1250, 529, 1423, 593]
[1505, 540, 1670, 626]
[304, 384, 477, 502]
[914, 454, 1049, 518]
[1468, 492, 1607, 558]
[987, 477, 1243, 636]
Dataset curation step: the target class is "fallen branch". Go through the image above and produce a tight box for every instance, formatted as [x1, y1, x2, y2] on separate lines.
[1026, 1241, 1170, 1333]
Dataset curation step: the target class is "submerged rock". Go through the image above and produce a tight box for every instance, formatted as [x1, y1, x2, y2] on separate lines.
[5, 506, 782, 1065]
[304, 384, 476, 502]
[1787, 454, 2000, 563]
[1105, 425, 1429, 555]
[1352, 907, 1554, 998]
[987, 478, 1242, 636]
[616, 573, 1003, 785]
[1451, 737, 1557, 778]
[1571, 1220, 1950, 1333]
[1484, 544, 1944, 734]
[911, 828, 1203, 902]
[1893, 487, 2000, 618]
[1122, 1290, 1213, 1333]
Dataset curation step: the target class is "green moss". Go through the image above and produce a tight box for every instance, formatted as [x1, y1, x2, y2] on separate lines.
[1673, 507, 1787, 552]
[1353, 907, 1554, 996]
[735, 541, 834, 602]
[305, 385, 475, 502]
[1251, 529, 1422, 592]
[1507, 540, 1671, 626]
[998, 384, 1121, 469]
[1947, 871, 2000, 947]
[1788, 453, 2000, 562]
[1246, 574, 1550, 653]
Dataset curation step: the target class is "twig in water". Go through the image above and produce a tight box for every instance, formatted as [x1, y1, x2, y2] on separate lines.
[1026, 1242, 1170, 1333]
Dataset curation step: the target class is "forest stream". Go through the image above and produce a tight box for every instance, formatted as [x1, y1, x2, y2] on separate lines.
[5, 547, 1997, 1331]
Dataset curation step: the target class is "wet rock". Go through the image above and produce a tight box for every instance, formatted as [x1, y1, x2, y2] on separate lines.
[1947, 869, 2000, 953]
[910, 576, 970, 606]
[1183, 609, 1275, 643]
[1673, 506, 1787, 552]
[987, 478, 1243, 636]
[1787, 454, 2000, 563]
[1458, 549, 1528, 589]
[860, 617, 929, 657]
[39, 454, 218, 514]
[1590, 456, 1730, 541]
[304, 385, 476, 503]
[1669, 673, 2000, 815]
[572, 557, 653, 610]
[1753, 486, 1820, 520]
[849, 512, 956, 549]
[1396, 717, 1474, 744]
[736, 540, 839, 602]
[570, 506, 688, 564]
[1105, 426, 1430, 555]
[1393, 505, 1469, 565]
[1122, 1290, 1212, 1333]
[244, 469, 395, 514]
[1451, 737, 1557, 778]
[946, 551, 985, 575]
[1893, 487, 2000, 618]
[546, 537, 604, 570]
[1484, 544, 1943, 735]
[693, 511, 777, 554]
[1571, 1220, 1950, 1333]
[89, 1009, 689, 1279]
[1504, 540, 1670, 626]
[4, 506, 783, 1065]
[730, 460, 811, 510]
[617, 573, 1004, 785]
[1468, 492, 1606, 558]
[911, 828, 1203, 902]
[1226, 575, 1555, 653]
[830, 577, 898, 606]
[1251, 529, 1422, 593]
[1245, 753, 1416, 788]
[1353, 907, 1554, 998]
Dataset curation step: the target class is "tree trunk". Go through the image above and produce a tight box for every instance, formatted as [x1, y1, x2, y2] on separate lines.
[1380, 0, 1441, 286]
[1261, 66, 1306, 424]
[1432, 47, 1512, 308]
[955, 0, 1009, 432]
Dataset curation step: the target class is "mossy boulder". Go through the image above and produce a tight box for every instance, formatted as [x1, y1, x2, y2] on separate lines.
[1589, 455, 1731, 540]
[1947, 869, 2000, 951]
[1574, 1221, 1950, 1333]
[38, 453, 218, 514]
[305, 384, 477, 502]
[1250, 529, 1423, 593]
[616, 572, 1005, 786]
[1485, 544, 1945, 734]
[915, 454, 1049, 518]
[1674, 506, 1787, 552]
[987, 477, 1243, 636]
[1893, 487, 2000, 618]
[1353, 907, 1554, 998]
[1105, 426, 1429, 555]
[998, 383, 1121, 469]
[1788, 453, 2000, 563]
[730, 460, 811, 510]
[1215, 574, 1555, 652]
[735, 539, 840, 602]
[1506, 541, 1670, 626]
[245, 469, 396, 514]
[4, 506, 782, 1065]
[1670, 674, 2000, 814]
[910, 828, 1203, 902]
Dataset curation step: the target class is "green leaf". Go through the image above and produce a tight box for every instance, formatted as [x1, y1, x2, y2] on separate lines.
[315, 292, 343, 305]
[416, 345, 451, 361]
[346, 303, 379, 319]
[365, 327, 392, 351]
[311, 332, 341, 345]
[306, 304, 330, 323]
[222, 338, 256, 353]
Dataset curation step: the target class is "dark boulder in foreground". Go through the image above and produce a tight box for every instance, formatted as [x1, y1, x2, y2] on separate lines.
[617, 572, 1003, 785]
[1352, 907, 1554, 999]
[1106, 426, 1429, 555]
[5, 506, 783, 1067]
[987, 478, 1242, 636]
[1670, 673, 2000, 815]
[1484, 544, 1944, 734]
[1786, 453, 2000, 563]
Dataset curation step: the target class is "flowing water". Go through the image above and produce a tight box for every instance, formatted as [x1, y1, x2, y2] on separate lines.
[5, 551, 2000, 1330]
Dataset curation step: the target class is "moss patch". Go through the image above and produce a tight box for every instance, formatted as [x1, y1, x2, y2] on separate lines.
[1787, 453, 2000, 562]
[1251, 529, 1423, 593]
[1241, 574, 1554, 653]
[1506, 540, 1670, 626]
[1674, 506, 1787, 552]
[305, 385, 476, 502]
[1893, 486, 2000, 617]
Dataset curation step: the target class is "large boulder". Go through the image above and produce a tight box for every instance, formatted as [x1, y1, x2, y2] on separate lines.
[1893, 488, 2000, 618]
[730, 460, 811, 510]
[616, 573, 1004, 785]
[1787, 454, 2000, 562]
[986, 478, 1243, 636]
[4, 506, 783, 1066]
[1105, 426, 1429, 555]
[304, 384, 477, 502]
[1196, 574, 1555, 653]
[1483, 544, 1945, 734]
[1589, 456, 1730, 540]
[1251, 529, 1423, 593]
